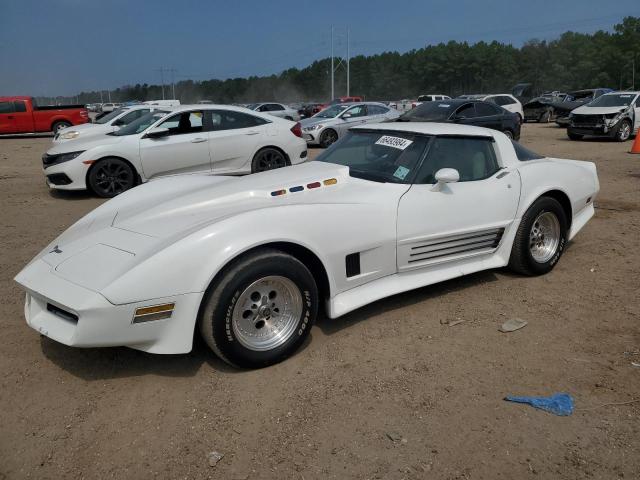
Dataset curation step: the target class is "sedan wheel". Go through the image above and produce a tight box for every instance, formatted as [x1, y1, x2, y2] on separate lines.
[251, 148, 287, 173]
[88, 158, 135, 197]
[319, 129, 338, 148]
[615, 120, 632, 142]
[503, 129, 514, 139]
[528, 212, 561, 263]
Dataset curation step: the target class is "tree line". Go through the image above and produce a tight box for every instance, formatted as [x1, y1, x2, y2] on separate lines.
[43, 16, 639, 106]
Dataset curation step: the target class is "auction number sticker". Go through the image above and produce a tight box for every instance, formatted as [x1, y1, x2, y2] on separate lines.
[375, 135, 413, 150]
[393, 165, 410, 180]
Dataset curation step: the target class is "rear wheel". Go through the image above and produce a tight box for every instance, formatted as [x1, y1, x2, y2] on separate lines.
[87, 158, 136, 197]
[508, 197, 568, 276]
[539, 109, 551, 123]
[614, 119, 632, 142]
[52, 121, 71, 133]
[199, 249, 318, 368]
[251, 148, 288, 173]
[319, 128, 338, 148]
[502, 129, 514, 139]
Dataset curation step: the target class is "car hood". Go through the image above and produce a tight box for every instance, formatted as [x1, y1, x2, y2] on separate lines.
[47, 132, 127, 154]
[59, 123, 102, 134]
[571, 105, 629, 115]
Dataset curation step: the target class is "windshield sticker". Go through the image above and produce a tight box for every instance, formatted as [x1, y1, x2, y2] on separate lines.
[393, 165, 410, 180]
[375, 135, 413, 150]
[438, 104, 450, 108]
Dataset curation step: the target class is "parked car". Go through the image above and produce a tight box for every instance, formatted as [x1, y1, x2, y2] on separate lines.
[0, 96, 89, 134]
[15, 122, 599, 368]
[523, 92, 568, 123]
[397, 99, 521, 140]
[414, 94, 451, 108]
[458, 94, 523, 121]
[85, 103, 101, 112]
[300, 102, 400, 147]
[144, 99, 181, 107]
[100, 103, 122, 113]
[41, 105, 307, 197]
[53, 105, 165, 144]
[550, 88, 613, 126]
[567, 91, 640, 141]
[298, 103, 324, 119]
[245, 103, 300, 121]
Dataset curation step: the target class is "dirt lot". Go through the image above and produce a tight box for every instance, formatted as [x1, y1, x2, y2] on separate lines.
[1, 124, 639, 479]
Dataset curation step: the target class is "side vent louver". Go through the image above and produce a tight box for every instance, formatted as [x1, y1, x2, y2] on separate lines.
[408, 228, 505, 264]
[345, 253, 361, 278]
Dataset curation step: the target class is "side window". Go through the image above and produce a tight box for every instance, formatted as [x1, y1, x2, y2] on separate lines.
[486, 96, 502, 105]
[476, 103, 502, 116]
[213, 110, 268, 130]
[415, 137, 499, 184]
[270, 104, 285, 111]
[257, 105, 269, 112]
[0, 102, 15, 114]
[453, 103, 476, 118]
[346, 105, 367, 117]
[158, 111, 204, 135]
[13, 101, 27, 112]
[117, 109, 148, 125]
[635, 96, 640, 107]
[500, 96, 516, 105]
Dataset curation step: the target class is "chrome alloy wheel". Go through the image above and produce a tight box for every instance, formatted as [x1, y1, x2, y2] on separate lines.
[232, 276, 303, 351]
[619, 121, 631, 141]
[529, 211, 560, 263]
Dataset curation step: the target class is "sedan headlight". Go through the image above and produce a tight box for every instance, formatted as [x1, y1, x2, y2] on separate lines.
[42, 151, 85, 168]
[60, 131, 80, 140]
[303, 124, 324, 131]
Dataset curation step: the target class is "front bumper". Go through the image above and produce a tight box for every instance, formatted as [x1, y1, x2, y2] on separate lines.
[555, 116, 571, 126]
[302, 131, 320, 145]
[16, 259, 202, 354]
[42, 158, 89, 190]
[567, 123, 616, 138]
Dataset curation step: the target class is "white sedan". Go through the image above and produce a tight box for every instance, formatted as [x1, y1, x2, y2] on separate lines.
[53, 105, 163, 144]
[16, 123, 599, 368]
[41, 105, 308, 197]
[245, 103, 300, 121]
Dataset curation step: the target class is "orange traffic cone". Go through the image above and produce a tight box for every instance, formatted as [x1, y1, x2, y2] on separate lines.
[630, 132, 640, 154]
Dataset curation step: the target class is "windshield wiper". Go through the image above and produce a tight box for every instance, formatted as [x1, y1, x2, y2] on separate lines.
[349, 168, 397, 183]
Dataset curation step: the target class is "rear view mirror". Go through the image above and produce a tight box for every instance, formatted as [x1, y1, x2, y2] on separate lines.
[432, 168, 460, 191]
[342, 113, 352, 119]
[144, 127, 169, 139]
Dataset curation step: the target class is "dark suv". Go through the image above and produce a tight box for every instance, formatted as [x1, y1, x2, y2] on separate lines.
[397, 99, 521, 140]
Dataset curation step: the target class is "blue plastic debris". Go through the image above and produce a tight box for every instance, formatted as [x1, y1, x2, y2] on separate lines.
[504, 393, 574, 416]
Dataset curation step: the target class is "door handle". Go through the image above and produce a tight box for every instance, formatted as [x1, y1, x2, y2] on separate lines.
[245, 131, 260, 135]
[190, 137, 207, 143]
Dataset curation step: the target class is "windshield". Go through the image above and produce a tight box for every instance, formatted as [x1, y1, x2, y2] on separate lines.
[316, 130, 430, 183]
[245, 103, 259, 110]
[588, 93, 637, 107]
[95, 108, 126, 124]
[313, 104, 350, 118]
[112, 110, 169, 136]
[398, 102, 455, 121]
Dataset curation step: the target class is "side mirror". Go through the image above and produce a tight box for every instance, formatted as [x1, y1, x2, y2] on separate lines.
[341, 113, 352, 119]
[432, 168, 460, 191]
[144, 127, 169, 139]
[452, 115, 466, 122]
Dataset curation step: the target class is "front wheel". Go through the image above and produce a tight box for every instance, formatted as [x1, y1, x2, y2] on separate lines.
[87, 158, 136, 197]
[508, 197, 568, 276]
[199, 249, 318, 368]
[502, 129, 514, 139]
[614, 119, 632, 142]
[319, 128, 338, 148]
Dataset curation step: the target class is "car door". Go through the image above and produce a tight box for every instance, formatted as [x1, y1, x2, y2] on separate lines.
[208, 109, 268, 173]
[0, 101, 16, 134]
[473, 102, 505, 131]
[449, 102, 479, 126]
[139, 110, 212, 179]
[396, 136, 520, 272]
[267, 104, 286, 119]
[336, 104, 369, 135]
[12, 100, 34, 132]
[634, 95, 640, 132]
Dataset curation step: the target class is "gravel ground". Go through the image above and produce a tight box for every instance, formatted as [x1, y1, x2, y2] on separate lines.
[0, 124, 639, 479]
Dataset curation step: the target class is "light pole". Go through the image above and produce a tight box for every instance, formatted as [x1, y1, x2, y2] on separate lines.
[331, 26, 334, 101]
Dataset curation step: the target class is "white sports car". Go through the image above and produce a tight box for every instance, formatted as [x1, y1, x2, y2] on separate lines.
[16, 123, 599, 368]
[42, 105, 307, 197]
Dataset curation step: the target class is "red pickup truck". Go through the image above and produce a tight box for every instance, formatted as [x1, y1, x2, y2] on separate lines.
[0, 96, 89, 135]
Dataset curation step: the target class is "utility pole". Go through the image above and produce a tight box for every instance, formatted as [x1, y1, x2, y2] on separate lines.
[99, 90, 103, 103]
[108, 89, 111, 102]
[168, 68, 177, 99]
[156, 67, 166, 99]
[331, 26, 334, 101]
[346, 28, 350, 97]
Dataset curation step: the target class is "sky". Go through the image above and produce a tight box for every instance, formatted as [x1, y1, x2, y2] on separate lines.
[0, 0, 638, 96]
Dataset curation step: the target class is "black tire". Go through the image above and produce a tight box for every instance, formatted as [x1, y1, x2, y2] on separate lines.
[614, 119, 632, 142]
[567, 131, 583, 141]
[251, 148, 288, 173]
[508, 197, 568, 276]
[319, 128, 338, 148]
[199, 249, 318, 368]
[52, 121, 72, 133]
[539, 110, 551, 123]
[502, 129, 514, 139]
[87, 157, 136, 198]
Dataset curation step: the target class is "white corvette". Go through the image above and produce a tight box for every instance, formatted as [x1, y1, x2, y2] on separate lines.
[42, 105, 307, 197]
[16, 123, 599, 368]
